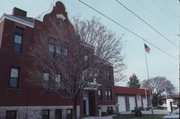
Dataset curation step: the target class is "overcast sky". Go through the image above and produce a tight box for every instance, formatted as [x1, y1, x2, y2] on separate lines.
[0, 0, 179, 91]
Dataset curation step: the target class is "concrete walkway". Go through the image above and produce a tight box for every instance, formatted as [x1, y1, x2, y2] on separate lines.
[82, 115, 114, 119]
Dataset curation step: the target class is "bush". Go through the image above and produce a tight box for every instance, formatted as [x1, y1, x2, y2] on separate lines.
[131, 107, 142, 116]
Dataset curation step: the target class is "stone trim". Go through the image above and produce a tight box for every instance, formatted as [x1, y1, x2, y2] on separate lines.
[0, 105, 80, 119]
[99, 105, 115, 113]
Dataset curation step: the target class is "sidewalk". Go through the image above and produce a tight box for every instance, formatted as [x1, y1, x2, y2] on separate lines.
[120, 108, 179, 115]
[82, 115, 114, 119]
[82, 109, 179, 119]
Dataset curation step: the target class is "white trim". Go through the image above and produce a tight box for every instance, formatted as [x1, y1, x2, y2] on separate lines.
[84, 83, 102, 90]
[0, 14, 34, 28]
[99, 105, 115, 113]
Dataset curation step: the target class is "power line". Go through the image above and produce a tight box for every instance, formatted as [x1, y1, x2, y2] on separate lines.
[161, 0, 178, 19]
[115, 0, 179, 48]
[136, 0, 176, 34]
[78, 0, 178, 61]
[151, 0, 177, 23]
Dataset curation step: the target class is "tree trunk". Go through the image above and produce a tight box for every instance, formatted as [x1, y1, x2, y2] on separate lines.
[72, 98, 78, 119]
[152, 95, 158, 107]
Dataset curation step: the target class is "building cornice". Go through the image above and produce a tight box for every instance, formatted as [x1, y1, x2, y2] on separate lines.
[0, 14, 34, 28]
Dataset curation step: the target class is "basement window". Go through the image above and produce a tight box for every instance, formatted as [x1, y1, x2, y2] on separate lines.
[42, 110, 50, 119]
[6, 110, 17, 119]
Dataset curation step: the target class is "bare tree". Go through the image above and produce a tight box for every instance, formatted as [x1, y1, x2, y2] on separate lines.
[27, 17, 92, 119]
[28, 16, 125, 119]
[72, 16, 126, 83]
[141, 76, 175, 106]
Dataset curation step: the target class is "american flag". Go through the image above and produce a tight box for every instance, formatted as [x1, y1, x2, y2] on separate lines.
[144, 44, 150, 53]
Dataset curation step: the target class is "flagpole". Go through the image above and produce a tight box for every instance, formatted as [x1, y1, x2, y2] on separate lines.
[144, 49, 150, 80]
[178, 1, 180, 112]
[144, 44, 154, 115]
[144, 88, 147, 108]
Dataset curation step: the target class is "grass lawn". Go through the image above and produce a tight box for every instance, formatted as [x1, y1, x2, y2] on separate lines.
[113, 114, 165, 119]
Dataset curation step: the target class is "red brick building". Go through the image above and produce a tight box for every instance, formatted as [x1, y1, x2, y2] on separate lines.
[0, 1, 151, 119]
[0, 2, 116, 119]
[114, 86, 151, 112]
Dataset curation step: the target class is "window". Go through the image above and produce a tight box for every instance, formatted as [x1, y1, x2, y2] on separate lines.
[55, 109, 62, 119]
[106, 87, 112, 100]
[96, 69, 100, 76]
[107, 107, 113, 114]
[63, 48, 68, 56]
[56, 47, 61, 54]
[10, 67, 19, 88]
[48, 38, 60, 56]
[83, 55, 88, 61]
[13, 27, 24, 53]
[48, 44, 55, 53]
[42, 110, 50, 119]
[43, 72, 50, 90]
[93, 69, 99, 83]
[48, 37, 68, 59]
[55, 74, 61, 89]
[6, 110, 16, 119]
[83, 54, 89, 68]
[104, 71, 110, 80]
[67, 109, 72, 119]
[98, 86, 102, 100]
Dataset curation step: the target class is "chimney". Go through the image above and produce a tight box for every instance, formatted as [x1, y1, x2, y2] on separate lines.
[13, 7, 27, 17]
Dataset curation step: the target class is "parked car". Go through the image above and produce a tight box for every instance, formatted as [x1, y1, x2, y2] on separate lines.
[157, 104, 167, 109]
[161, 114, 179, 119]
[157, 103, 177, 110]
[172, 104, 178, 110]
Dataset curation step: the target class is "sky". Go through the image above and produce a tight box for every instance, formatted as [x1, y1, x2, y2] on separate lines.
[0, 0, 179, 91]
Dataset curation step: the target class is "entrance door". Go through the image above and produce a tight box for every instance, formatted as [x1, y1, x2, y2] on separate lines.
[55, 109, 62, 119]
[89, 92, 96, 116]
[83, 94, 89, 116]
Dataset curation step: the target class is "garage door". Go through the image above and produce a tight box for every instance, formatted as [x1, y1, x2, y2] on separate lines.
[137, 95, 142, 107]
[129, 96, 136, 111]
[142, 98, 147, 108]
[118, 96, 126, 112]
